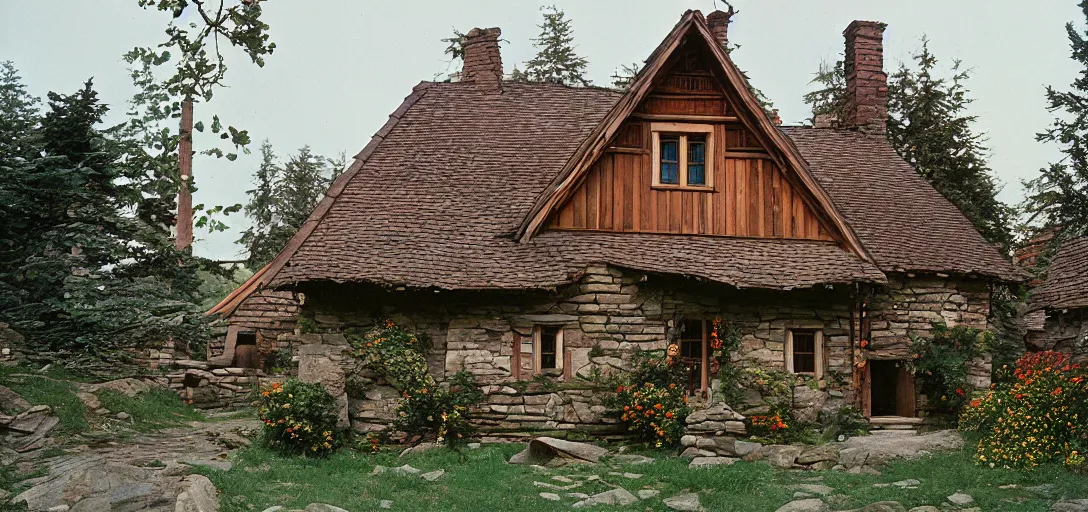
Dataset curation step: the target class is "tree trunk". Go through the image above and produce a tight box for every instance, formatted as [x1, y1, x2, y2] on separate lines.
[176, 98, 194, 251]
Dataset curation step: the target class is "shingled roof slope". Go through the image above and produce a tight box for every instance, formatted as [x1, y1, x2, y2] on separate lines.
[269, 81, 884, 291]
[781, 127, 1023, 282]
[1029, 237, 1088, 311]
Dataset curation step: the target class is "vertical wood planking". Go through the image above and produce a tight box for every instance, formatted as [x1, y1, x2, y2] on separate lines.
[586, 163, 599, 229]
[748, 160, 760, 236]
[735, 159, 748, 236]
[600, 157, 614, 230]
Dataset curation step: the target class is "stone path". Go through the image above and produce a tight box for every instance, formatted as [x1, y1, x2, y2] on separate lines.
[10, 415, 259, 512]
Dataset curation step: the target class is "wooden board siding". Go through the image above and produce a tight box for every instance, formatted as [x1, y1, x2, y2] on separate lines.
[549, 121, 835, 241]
[546, 46, 836, 242]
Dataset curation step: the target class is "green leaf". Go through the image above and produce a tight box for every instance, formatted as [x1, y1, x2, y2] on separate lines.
[193, 121, 204, 132]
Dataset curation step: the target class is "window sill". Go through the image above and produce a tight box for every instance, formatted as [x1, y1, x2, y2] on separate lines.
[651, 184, 715, 192]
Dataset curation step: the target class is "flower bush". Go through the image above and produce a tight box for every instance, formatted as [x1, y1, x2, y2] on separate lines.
[908, 323, 990, 413]
[613, 381, 690, 447]
[257, 379, 342, 456]
[608, 351, 691, 447]
[348, 321, 484, 448]
[960, 351, 1088, 469]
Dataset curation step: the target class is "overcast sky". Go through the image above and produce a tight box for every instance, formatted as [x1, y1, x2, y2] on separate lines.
[1, 1, 1082, 260]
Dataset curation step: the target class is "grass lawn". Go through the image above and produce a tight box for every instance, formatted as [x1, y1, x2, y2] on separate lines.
[0, 364, 203, 436]
[199, 442, 1088, 512]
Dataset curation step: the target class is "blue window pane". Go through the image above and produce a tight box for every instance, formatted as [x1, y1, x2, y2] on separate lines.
[688, 164, 705, 186]
[661, 139, 679, 162]
[661, 163, 679, 184]
[688, 139, 706, 164]
[660, 137, 680, 184]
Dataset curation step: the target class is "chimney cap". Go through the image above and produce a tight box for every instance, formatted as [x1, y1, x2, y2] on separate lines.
[466, 26, 501, 39]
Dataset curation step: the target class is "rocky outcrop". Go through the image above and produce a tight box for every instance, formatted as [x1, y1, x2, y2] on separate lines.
[508, 437, 612, 466]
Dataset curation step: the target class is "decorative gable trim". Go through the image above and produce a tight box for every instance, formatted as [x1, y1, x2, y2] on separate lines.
[516, 11, 873, 264]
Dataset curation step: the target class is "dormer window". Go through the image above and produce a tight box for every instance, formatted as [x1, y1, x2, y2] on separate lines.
[651, 123, 714, 190]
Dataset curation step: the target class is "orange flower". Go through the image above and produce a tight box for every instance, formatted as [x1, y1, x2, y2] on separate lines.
[665, 412, 674, 419]
[654, 403, 663, 410]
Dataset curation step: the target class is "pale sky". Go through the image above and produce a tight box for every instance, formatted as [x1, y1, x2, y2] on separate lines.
[1, 1, 1082, 260]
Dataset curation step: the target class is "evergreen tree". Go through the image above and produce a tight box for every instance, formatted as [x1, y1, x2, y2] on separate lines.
[610, 62, 641, 90]
[237, 144, 341, 269]
[801, 59, 846, 123]
[522, 6, 591, 86]
[0, 76, 209, 369]
[802, 43, 1013, 251]
[1023, 0, 1088, 239]
[887, 42, 1013, 252]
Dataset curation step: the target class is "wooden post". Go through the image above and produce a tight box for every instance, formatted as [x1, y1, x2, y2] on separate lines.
[176, 98, 194, 251]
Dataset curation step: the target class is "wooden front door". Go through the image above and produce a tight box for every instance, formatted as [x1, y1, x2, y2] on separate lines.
[866, 359, 916, 417]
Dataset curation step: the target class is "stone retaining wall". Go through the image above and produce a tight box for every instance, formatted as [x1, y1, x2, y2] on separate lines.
[162, 360, 281, 409]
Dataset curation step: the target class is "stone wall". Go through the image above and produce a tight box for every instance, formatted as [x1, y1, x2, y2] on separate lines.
[288, 266, 997, 436]
[867, 274, 992, 390]
[1040, 308, 1088, 365]
[163, 360, 280, 409]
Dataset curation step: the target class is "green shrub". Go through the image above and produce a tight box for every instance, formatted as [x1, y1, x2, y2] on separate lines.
[348, 321, 484, 448]
[257, 379, 342, 456]
[908, 323, 990, 413]
[392, 370, 484, 447]
[959, 351, 1087, 469]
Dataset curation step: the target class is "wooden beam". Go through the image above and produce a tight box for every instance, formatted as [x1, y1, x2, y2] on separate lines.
[632, 113, 739, 123]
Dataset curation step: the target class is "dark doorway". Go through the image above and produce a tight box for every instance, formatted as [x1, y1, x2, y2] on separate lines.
[869, 359, 916, 417]
[233, 332, 259, 369]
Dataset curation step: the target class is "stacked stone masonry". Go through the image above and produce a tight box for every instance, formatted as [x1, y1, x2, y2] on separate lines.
[286, 265, 993, 437]
[1040, 309, 1088, 365]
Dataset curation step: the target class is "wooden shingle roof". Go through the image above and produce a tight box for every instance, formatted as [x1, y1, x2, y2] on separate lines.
[1030, 237, 1088, 311]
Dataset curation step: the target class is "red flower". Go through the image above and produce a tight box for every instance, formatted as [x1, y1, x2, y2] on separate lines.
[955, 388, 965, 396]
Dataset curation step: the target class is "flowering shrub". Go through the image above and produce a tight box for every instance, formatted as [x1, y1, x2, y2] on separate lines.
[348, 321, 484, 448]
[608, 351, 691, 447]
[613, 381, 690, 447]
[960, 351, 1088, 469]
[257, 379, 342, 456]
[908, 323, 990, 413]
[391, 370, 484, 447]
[351, 320, 432, 390]
[747, 410, 791, 443]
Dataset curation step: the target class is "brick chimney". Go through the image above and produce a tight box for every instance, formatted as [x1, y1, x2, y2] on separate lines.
[843, 21, 887, 134]
[706, 8, 734, 51]
[461, 27, 503, 91]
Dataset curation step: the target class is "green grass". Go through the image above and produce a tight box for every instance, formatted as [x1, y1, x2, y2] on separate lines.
[197, 444, 1088, 512]
[0, 365, 89, 435]
[0, 364, 204, 436]
[96, 388, 205, 432]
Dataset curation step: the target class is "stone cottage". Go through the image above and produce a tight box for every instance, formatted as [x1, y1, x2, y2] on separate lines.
[1027, 237, 1088, 364]
[206, 263, 300, 368]
[214, 10, 1022, 435]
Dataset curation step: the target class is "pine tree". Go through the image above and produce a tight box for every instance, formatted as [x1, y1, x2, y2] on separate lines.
[237, 144, 340, 269]
[887, 42, 1013, 252]
[1023, 0, 1088, 240]
[610, 62, 641, 90]
[802, 43, 1013, 251]
[522, 6, 591, 86]
[0, 76, 209, 368]
[801, 60, 846, 123]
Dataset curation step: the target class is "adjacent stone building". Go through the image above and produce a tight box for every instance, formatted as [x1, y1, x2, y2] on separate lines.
[211, 10, 1023, 436]
[1028, 237, 1088, 364]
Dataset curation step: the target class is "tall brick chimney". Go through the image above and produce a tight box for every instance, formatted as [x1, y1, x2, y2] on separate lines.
[706, 8, 734, 51]
[461, 27, 503, 91]
[843, 21, 887, 134]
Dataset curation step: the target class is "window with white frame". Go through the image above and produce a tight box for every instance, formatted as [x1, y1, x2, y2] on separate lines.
[651, 123, 714, 189]
[785, 329, 824, 380]
[534, 326, 563, 374]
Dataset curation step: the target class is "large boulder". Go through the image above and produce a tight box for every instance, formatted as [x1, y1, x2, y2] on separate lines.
[838, 430, 962, 468]
[508, 437, 610, 466]
[0, 385, 30, 413]
[175, 475, 219, 512]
